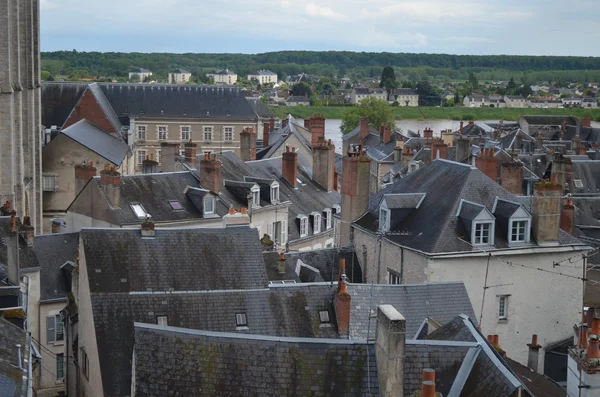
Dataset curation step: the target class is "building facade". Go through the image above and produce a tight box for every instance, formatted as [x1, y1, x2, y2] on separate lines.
[0, 0, 43, 233]
[247, 70, 278, 85]
[167, 69, 191, 84]
[207, 69, 238, 85]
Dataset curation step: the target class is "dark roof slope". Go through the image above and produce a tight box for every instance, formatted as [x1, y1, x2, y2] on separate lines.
[246, 97, 275, 118]
[285, 247, 362, 283]
[60, 119, 129, 165]
[34, 232, 79, 301]
[0, 318, 29, 397]
[81, 226, 268, 293]
[41, 82, 87, 128]
[132, 323, 378, 397]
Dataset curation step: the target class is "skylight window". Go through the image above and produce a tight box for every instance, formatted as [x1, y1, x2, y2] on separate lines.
[168, 200, 183, 210]
[574, 179, 584, 189]
[130, 203, 148, 219]
[319, 310, 330, 323]
[236, 313, 247, 327]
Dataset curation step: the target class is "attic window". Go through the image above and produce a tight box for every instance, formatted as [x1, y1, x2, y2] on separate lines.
[313, 213, 322, 234]
[324, 208, 332, 230]
[168, 200, 183, 210]
[299, 216, 308, 238]
[379, 208, 390, 231]
[333, 205, 341, 214]
[473, 222, 493, 245]
[204, 197, 215, 214]
[130, 203, 148, 219]
[574, 179, 584, 189]
[252, 186, 260, 207]
[235, 313, 247, 327]
[270, 183, 280, 203]
[319, 310, 330, 323]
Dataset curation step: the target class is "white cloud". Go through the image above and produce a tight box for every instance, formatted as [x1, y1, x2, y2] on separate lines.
[304, 3, 349, 20]
[439, 37, 492, 44]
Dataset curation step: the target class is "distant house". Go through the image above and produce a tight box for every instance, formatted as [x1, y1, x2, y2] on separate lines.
[582, 97, 598, 108]
[128, 68, 152, 83]
[562, 97, 583, 107]
[463, 95, 487, 107]
[285, 96, 310, 106]
[527, 99, 562, 109]
[167, 68, 191, 84]
[247, 70, 278, 85]
[504, 95, 527, 108]
[206, 69, 238, 85]
[394, 88, 419, 107]
[350, 87, 388, 104]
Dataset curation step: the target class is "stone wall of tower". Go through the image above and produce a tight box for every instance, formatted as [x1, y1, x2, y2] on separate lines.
[0, 0, 43, 233]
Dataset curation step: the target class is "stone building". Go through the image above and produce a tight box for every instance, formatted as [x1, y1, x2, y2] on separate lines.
[0, 0, 43, 233]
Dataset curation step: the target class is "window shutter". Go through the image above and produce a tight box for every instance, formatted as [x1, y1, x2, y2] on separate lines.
[47, 315, 56, 343]
[281, 220, 287, 244]
[267, 223, 273, 238]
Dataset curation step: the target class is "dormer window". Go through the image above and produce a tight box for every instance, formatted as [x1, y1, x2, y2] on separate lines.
[333, 205, 341, 214]
[313, 213, 322, 234]
[299, 216, 308, 238]
[457, 200, 495, 247]
[510, 220, 528, 242]
[379, 208, 390, 231]
[492, 197, 531, 245]
[204, 197, 215, 214]
[324, 208, 332, 230]
[473, 222, 493, 245]
[251, 186, 260, 207]
[270, 183, 279, 203]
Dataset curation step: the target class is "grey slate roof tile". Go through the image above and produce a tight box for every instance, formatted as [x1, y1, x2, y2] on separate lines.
[33, 232, 79, 301]
[0, 318, 29, 397]
[0, 217, 38, 272]
[60, 119, 129, 165]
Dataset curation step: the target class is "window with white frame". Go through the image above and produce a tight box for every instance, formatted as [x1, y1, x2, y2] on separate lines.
[157, 316, 168, 326]
[334, 205, 341, 214]
[270, 183, 279, 203]
[180, 126, 191, 141]
[157, 125, 168, 140]
[56, 354, 65, 380]
[252, 186, 260, 207]
[137, 125, 147, 140]
[224, 126, 233, 141]
[47, 314, 64, 343]
[42, 175, 57, 192]
[300, 216, 308, 237]
[498, 295, 509, 319]
[137, 150, 147, 165]
[156, 149, 162, 164]
[473, 222, 493, 245]
[313, 213, 321, 234]
[203, 126, 213, 141]
[236, 313, 247, 327]
[319, 310, 330, 323]
[510, 219, 529, 243]
[204, 197, 215, 214]
[388, 270, 400, 285]
[379, 208, 390, 231]
[324, 208, 332, 229]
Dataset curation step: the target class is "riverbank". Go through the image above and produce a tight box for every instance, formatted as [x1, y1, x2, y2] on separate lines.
[270, 105, 600, 121]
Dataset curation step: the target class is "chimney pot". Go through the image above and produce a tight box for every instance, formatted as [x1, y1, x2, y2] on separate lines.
[587, 338, 600, 359]
[140, 220, 155, 238]
[492, 335, 499, 347]
[282, 147, 298, 187]
[278, 252, 286, 274]
[422, 380, 436, 397]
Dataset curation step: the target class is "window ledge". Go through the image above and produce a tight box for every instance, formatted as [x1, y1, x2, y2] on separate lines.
[319, 323, 333, 328]
[236, 326, 249, 331]
[52, 341, 65, 346]
[497, 318, 508, 324]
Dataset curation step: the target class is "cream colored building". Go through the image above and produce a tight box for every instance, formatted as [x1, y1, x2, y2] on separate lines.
[128, 68, 152, 82]
[247, 70, 278, 85]
[207, 69, 238, 85]
[168, 69, 192, 84]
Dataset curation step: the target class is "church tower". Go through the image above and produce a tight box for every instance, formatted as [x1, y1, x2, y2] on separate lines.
[0, 0, 43, 233]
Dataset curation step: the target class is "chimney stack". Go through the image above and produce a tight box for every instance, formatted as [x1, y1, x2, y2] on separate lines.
[223, 207, 250, 226]
[312, 138, 336, 191]
[304, 118, 310, 129]
[459, 120, 464, 134]
[198, 153, 222, 194]
[100, 165, 121, 208]
[269, 117, 275, 134]
[7, 213, 19, 285]
[401, 147, 414, 169]
[394, 146, 402, 164]
[140, 220, 155, 238]
[282, 118, 288, 128]
[455, 137, 471, 163]
[381, 124, 392, 144]
[560, 198, 575, 235]
[423, 127, 433, 146]
[527, 334, 541, 372]
[359, 118, 369, 147]
[340, 147, 371, 246]
[263, 122, 271, 148]
[532, 176, 562, 244]
[475, 149, 499, 182]
[551, 154, 573, 192]
[278, 252, 286, 274]
[500, 161, 524, 195]
[309, 114, 326, 148]
[74, 162, 97, 196]
[334, 259, 351, 338]
[375, 305, 406, 397]
[432, 139, 448, 160]
[160, 143, 179, 172]
[240, 127, 256, 161]
[282, 146, 298, 187]
[142, 155, 158, 174]
[184, 140, 197, 167]
[19, 216, 34, 247]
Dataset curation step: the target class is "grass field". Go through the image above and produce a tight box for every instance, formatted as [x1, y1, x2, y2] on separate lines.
[270, 105, 600, 121]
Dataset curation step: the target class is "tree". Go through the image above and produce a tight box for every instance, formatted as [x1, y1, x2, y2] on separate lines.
[128, 73, 140, 83]
[468, 72, 479, 90]
[415, 79, 440, 106]
[379, 66, 398, 94]
[316, 78, 335, 95]
[506, 77, 518, 95]
[291, 82, 312, 97]
[340, 97, 395, 134]
[454, 92, 460, 105]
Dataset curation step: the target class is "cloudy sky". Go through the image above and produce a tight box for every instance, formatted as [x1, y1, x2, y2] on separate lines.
[41, 0, 599, 56]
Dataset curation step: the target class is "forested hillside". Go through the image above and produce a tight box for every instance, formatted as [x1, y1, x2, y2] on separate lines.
[41, 50, 600, 83]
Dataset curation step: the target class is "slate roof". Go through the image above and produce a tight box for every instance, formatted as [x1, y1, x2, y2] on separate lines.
[132, 323, 378, 397]
[132, 68, 152, 73]
[348, 282, 476, 340]
[383, 193, 426, 209]
[571, 160, 600, 194]
[258, 116, 311, 160]
[69, 171, 208, 225]
[59, 119, 129, 165]
[504, 357, 565, 397]
[0, 318, 29, 397]
[252, 70, 277, 75]
[285, 247, 362, 283]
[81, 226, 268, 293]
[0, 217, 39, 273]
[88, 83, 123, 133]
[171, 68, 190, 74]
[34, 232, 79, 301]
[522, 115, 577, 127]
[353, 87, 370, 95]
[355, 159, 585, 253]
[365, 136, 398, 162]
[41, 82, 88, 128]
[262, 251, 302, 283]
[246, 97, 275, 118]
[396, 88, 417, 95]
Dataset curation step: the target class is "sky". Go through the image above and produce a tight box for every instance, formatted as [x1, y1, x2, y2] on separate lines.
[40, 0, 600, 56]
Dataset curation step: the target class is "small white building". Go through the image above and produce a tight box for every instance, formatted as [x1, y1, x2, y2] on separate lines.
[395, 88, 419, 107]
[247, 70, 278, 85]
[350, 87, 388, 104]
[207, 69, 238, 85]
[168, 68, 192, 84]
[128, 68, 152, 83]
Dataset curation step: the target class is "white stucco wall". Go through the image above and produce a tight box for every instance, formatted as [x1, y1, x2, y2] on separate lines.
[567, 355, 600, 397]
[38, 302, 68, 391]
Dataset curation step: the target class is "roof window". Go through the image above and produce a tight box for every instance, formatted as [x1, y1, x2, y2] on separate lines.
[130, 203, 148, 219]
[235, 313, 248, 327]
[168, 200, 183, 210]
[319, 310, 330, 323]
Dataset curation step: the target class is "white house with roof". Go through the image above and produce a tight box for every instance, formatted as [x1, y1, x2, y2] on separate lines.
[128, 68, 152, 83]
[168, 69, 192, 84]
[206, 69, 238, 85]
[247, 70, 278, 85]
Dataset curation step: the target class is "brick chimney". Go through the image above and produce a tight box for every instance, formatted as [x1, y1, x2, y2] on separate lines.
[19, 216, 34, 247]
[340, 148, 371, 246]
[198, 153, 222, 194]
[310, 114, 326, 148]
[282, 146, 298, 187]
[375, 304, 406, 397]
[527, 334, 542, 372]
[223, 207, 250, 227]
[394, 146, 402, 163]
[532, 177, 562, 244]
[142, 155, 158, 174]
[423, 127, 433, 141]
[475, 149, 499, 182]
[561, 198, 575, 235]
[141, 220, 155, 238]
[160, 142, 179, 172]
[304, 118, 310, 129]
[263, 122, 271, 148]
[100, 165, 121, 208]
[312, 138, 336, 191]
[359, 118, 369, 147]
[240, 127, 256, 161]
[551, 154, 573, 192]
[455, 136, 471, 163]
[278, 252, 286, 274]
[334, 259, 351, 338]
[74, 162, 96, 196]
[269, 117, 275, 133]
[401, 147, 414, 169]
[184, 140, 197, 167]
[500, 161, 523, 195]
[381, 124, 392, 144]
[432, 139, 448, 160]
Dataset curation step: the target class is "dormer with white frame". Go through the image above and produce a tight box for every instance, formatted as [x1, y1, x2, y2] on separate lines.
[379, 193, 427, 232]
[457, 199, 496, 246]
[492, 197, 531, 245]
[310, 211, 322, 234]
[270, 181, 280, 204]
[323, 208, 333, 230]
[297, 214, 309, 238]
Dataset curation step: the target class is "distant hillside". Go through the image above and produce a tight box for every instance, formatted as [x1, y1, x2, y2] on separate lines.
[41, 50, 600, 83]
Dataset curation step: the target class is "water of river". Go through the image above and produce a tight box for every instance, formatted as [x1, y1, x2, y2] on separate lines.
[315, 119, 600, 154]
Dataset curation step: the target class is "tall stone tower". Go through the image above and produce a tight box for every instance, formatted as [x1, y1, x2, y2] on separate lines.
[0, 0, 43, 233]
